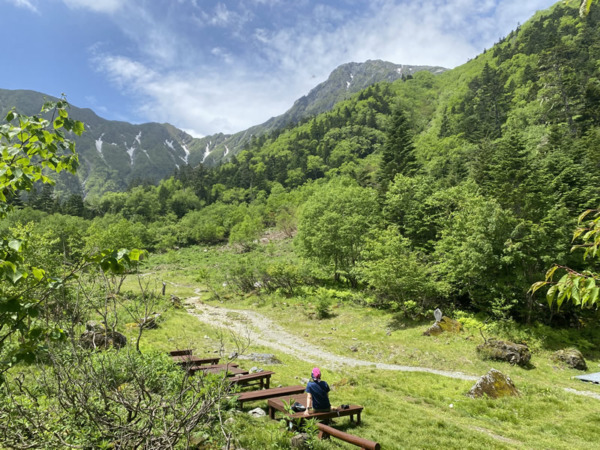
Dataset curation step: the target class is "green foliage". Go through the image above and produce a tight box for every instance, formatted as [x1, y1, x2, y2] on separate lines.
[295, 178, 380, 286]
[532, 208, 600, 309]
[0, 100, 83, 381]
[0, 99, 81, 217]
[357, 226, 442, 307]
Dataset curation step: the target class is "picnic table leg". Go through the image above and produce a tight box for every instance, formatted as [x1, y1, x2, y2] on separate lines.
[269, 406, 275, 420]
[357, 412, 361, 424]
[265, 376, 270, 389]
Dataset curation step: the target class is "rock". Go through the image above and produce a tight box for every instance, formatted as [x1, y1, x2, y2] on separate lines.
[468, 369, 520, 399]
[423, 322, 443, 336]
[80, 329, 127, 350]
[139, 314, 160, 329]
[170, 295, 182, 308]
[237, 353, 282, 365]
[552, 348, 587, 370]
[248, 407, 266, 418]
[350, 345, 358, 352]
[423, 316, 462, 336]
[224, 417, 235, 426]
[291, 433, 310, 449]
[477, 339, 531, 366]
[229, 352, 238, 359]
[249, 366, 263, 373]
[85, 320, 104, 333]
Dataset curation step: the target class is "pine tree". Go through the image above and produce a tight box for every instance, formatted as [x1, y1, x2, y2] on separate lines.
[378, 105, 417, 189]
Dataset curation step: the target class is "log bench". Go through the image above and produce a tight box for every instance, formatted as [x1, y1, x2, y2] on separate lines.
[317, 423, 380, 450]
[236, 385, 306, 406]
[228, 371, 275, 390]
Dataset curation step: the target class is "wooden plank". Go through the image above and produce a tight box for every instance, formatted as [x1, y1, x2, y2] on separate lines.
[267, 395, 362, 424]
[229, 371, 275, 389]
[172, 355, 221, 366]
[317, 423, 380, 450]
[237, 385, 305, 405]
[168, 349, 193, 357]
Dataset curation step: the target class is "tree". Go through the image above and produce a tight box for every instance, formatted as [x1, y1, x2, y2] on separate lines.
[378, 105, 417, 189]
[295, 178, 380, 286]
[0, 99, 82, 381]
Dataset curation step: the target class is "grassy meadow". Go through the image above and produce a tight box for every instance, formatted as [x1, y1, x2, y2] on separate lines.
[113, 240, 600, 449]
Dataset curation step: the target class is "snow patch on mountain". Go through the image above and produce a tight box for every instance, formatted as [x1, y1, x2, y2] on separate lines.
[126, 146, 136, 165]
[95, 134, 105, 158]
[182, 144, 190, 164]
[224, 145, 230, 157]
[202, 142, 212, 163]
[165, 139, 175, 151]
[135, 131, 142, 145]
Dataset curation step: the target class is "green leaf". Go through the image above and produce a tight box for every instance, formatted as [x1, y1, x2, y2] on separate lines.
[32, 268, 45, 281]
[8, 239, 22, 252]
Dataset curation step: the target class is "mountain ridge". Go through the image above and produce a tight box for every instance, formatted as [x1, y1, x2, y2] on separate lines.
[1, 60, 447, 198]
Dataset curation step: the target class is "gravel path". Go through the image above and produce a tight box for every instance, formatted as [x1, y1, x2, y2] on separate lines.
[184, 296, 600, 400]
[185, 297, 479, 381]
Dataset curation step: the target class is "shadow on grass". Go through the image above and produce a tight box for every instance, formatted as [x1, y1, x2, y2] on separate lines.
[387, 313, 431, 332]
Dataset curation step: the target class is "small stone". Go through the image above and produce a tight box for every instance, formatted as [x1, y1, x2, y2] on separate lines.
[291, 433, 310, 449]
[350, 345, 358, 352]
[224, 417, 235, 426]
[248, 407, 266, 418]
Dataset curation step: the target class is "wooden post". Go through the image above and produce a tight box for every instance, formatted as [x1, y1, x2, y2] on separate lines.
[162, 282, 166, 295]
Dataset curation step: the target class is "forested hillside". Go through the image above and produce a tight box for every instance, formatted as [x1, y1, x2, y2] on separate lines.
[2, 2, 600, 447]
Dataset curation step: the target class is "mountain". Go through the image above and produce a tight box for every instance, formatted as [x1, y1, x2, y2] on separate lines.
[193, 60, 446, 167]
[1, 60, 446, 199]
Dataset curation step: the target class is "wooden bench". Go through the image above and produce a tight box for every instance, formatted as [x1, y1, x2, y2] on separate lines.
[267, 395, 363, 424]
[236, 385, 306, 406]
[172, 355, 221, 366]
[228, 371, 275, 389]
[317, 423, 380, 450]
[188, 363, 247, 376]
[168, 349, 193, 357]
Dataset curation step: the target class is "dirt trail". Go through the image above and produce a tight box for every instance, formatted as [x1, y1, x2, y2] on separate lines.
[183, 296, 600, 400]
[184, 296, 479, 381]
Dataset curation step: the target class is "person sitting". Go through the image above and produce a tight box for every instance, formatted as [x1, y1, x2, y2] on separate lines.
[304, 367, 331, 415]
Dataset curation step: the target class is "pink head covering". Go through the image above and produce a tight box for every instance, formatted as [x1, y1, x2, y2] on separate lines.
[311, 367, 321, 379]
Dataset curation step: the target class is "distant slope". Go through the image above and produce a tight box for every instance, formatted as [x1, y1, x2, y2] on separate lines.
[0, 89, 198, 199]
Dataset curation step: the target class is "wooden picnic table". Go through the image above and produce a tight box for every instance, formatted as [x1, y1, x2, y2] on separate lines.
[188, 363, 248, 376]
[236, 385, 306, 406]
[267, 395, 363, 424]
[228, 371, 275, 389]
[172, 355, 221, 366]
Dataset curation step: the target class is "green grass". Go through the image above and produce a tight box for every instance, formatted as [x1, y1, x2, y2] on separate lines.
[120, 241, 600, 449]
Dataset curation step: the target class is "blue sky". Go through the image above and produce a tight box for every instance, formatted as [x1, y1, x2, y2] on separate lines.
[1, 0, 557, 137]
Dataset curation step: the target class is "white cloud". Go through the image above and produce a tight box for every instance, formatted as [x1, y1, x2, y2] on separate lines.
[95, 54, 292, 136]
[6, 0, 38, 13]
[62, 0, 123, 13]
[90, 0, 557, 136]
